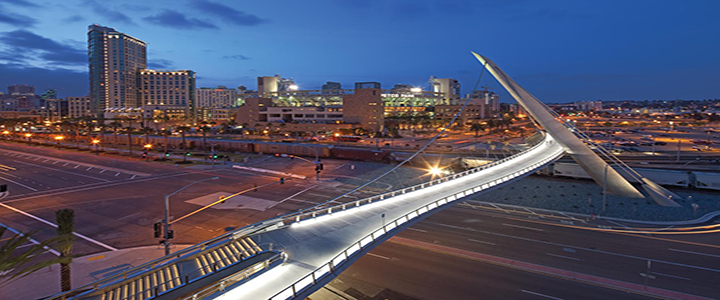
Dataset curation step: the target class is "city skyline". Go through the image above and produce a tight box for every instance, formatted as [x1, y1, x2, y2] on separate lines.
[0, 0, 719, 102]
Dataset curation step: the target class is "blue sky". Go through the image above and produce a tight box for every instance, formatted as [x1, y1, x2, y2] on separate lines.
[0, 0, 718, 103]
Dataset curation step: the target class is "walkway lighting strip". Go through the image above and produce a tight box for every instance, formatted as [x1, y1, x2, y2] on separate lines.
[266, 135, 565, 300]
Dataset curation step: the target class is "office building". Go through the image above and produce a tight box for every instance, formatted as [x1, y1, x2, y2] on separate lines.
[67, 96, 91, 118]
[429, 77, 461, 104]
[88, 24, 147, 115]
[8, 84, 35, 95]
[138, 69, 196, 122]
[196, 86, 239, 108]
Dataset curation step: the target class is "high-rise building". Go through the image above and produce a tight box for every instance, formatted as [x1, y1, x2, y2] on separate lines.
[196, 86, 238, 108]
[7, 84, 35, 95]
[429, 77, 461, 105]
[88, 24, 147, 115]
[67, 96, 91, 118]
[138, 69, 196, 122]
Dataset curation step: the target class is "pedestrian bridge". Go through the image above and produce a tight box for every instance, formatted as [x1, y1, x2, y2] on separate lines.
[52, 132, 565, 300]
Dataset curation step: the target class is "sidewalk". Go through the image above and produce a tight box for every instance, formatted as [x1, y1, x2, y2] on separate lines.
[1, 245, 190, 300]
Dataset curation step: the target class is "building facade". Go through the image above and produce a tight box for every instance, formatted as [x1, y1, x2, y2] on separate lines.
[138, 69, 196, 122]
[196, 86, 239, 108]
[67, 96, 91, 118]
[88, 24, 147, 115]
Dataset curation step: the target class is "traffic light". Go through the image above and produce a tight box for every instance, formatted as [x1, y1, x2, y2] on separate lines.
[212, 154, 218, 159]
[280, 178, 285, 184]
[319, 163, 324, 171]
[185, 152, 191, 156]
[153, 222, 162, 238]
[166, 230, 174, 239]
[142, 152, 147, 159]
[289, 155, 294, 160]
[165, 152, 170, 157]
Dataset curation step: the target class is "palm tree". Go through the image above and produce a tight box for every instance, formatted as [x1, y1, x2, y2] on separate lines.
[55, 209, 74, 292]
[176, 125, 190, 149]
[160, 129, 171, 157]
[138, 127, 154, 145]
[109, 121, 123, 148]
[470, 122, 485, 143]
[0, 228, 70, 288]
[124, 127, 135, 155]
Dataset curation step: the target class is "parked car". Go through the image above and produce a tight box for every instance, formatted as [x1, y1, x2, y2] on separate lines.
[654, 141, 667, 146]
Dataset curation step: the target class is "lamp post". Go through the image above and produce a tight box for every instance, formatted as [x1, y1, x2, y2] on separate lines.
[2, 130, 9, 140]
[161, 176, 219, 255]
[92, 139, 100, 155]
[55, 135, 64, 148]
[143, 144, 152, 162]
[24, 133, 32, 143]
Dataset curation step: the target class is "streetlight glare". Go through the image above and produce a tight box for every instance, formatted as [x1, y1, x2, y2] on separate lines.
[410, 87, 422, 93]
[428, 167, 443, 176]
[288, 85, 299, 90]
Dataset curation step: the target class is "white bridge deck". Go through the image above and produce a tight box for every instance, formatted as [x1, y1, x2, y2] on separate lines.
[215, 133, 565, 300]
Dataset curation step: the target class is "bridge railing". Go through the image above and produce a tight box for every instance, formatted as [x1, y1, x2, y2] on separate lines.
[281, 133, 552, 226]
[269, 138, 564, 300]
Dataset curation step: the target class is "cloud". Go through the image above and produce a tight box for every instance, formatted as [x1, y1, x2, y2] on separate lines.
[143, 10, 217, 29]
[147, 59, 174, 69]
[0, 63, 88, 97]
[84, 0, 135, 25]
[192, 0, 267, 26]
[0, 10, 37, 27]
[0, 30, 86, 65]
[0, 0, 38, 7]
[62, 15, 85, 23]
[223, 54, 249, 60]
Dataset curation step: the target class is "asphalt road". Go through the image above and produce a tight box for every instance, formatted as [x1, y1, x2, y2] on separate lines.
[318, 202, 720, 299]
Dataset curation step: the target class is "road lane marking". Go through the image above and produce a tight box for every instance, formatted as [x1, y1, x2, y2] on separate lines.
[267, 185, 318, 209]
[520, 290, 565, 300]
[489, 203, 509, 213]
[651, 272, 691, 281]
[86, 167, 92, 171]
[63, 163, 69, 166]
[0, 202, 118, 251]
[0, 175, 38, 191]
[367, 253, 391, 260]
[114, 172, 120, 176]
[668, 248, 720, 258]
[33, 157, 41, 161]
[52, 161, 58, 164]
[43, 159, 49, 162]
[502, 223, 544, 231]
[12, 161, 110, 182]
[427, 221, 720, 274]
[468, 239, 496, 245]
[547, 253, 584, 261]
[606, 219, 631, 229]
[130, 175, 136, 179]
[0, 222, 60, 256]
[73, 165, 80, 168]
[407, 228, 427, 233]
[99, 169, 106, 174]
[523, 208, 538, 215]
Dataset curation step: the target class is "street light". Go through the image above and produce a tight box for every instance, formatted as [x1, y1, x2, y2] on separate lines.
[143, 144, 152, 161]
[55, 135, 64, 148]
[161, 176, 219, 255]
[92, 139, 100, 155]
[2, 130, 9, 140]
[24, 133, 32, 143]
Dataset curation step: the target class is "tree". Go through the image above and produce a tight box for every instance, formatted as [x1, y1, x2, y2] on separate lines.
[176, 125, 190, 149]
[124, 127, 135, 155]
[0, 228, 70, 287]
[138, 127, 154, 145]
[109, 121, 123, 148]
[470, 122, 485, 142]
[55, 209, 74, 292]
